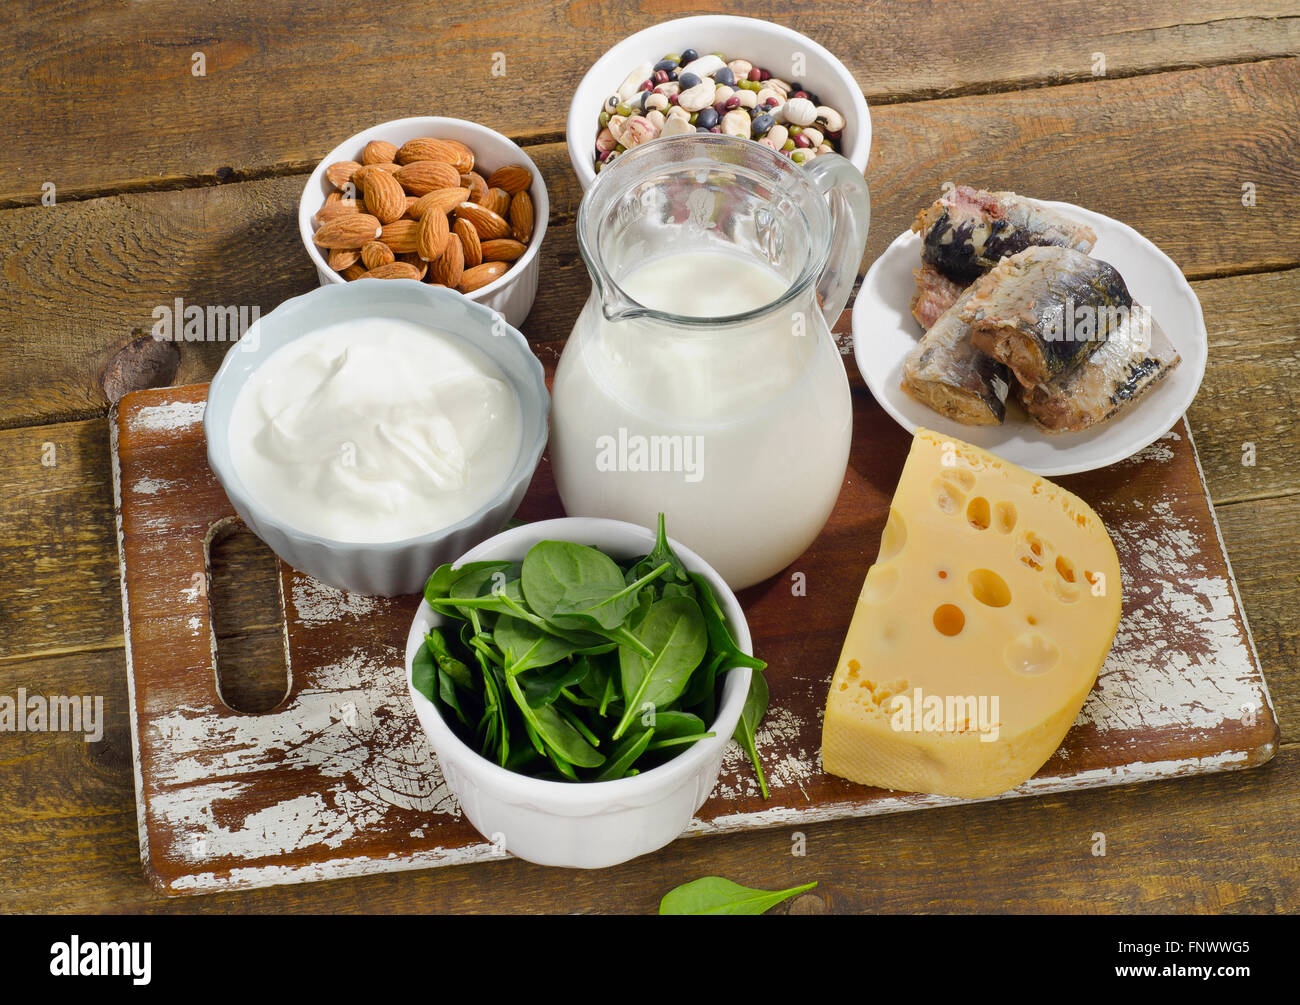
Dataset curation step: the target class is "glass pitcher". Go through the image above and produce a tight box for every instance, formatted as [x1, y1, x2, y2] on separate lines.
[550, 135, 870, 589]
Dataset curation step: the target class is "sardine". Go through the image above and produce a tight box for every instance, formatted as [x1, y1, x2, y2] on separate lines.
[910, 263, 965, 330]
[912, 185, 1097, 285]
[901, 284, 1012, 426]
[1018, 311, 1182, 433]
[960, 246, 1134, 387]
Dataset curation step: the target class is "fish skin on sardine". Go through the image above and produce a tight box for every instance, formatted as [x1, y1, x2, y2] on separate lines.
[911, 185, 1097, 287]
[902, 283, 1013, 426]
[959, 245, 1134, 388]
[1018, 310, 1181, 433]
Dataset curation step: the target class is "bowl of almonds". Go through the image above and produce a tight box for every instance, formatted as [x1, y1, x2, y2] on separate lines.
[299, 116, 548, 329]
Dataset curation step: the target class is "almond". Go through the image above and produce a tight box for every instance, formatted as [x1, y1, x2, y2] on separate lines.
[353, 163, 401, 188]
[315, 197, 367, 225]
[379, 219, 421, 254]
[461, 171, 489, 203]
[404, 195, 421, 218]
[365, 261, 422, 281]
[479, 238, 528, 262]
[399, 253, 429, 281]
[411, 186, 470, 219]
[487, 164, 532, 195]
[362, 139, 397, 165]
[453, 217, 482, 268]
[314, 214, 383, 249]
[340, 263, 367, 281]
[458, 261, 508, 293]
[430, 234, 465, 288]
[361, 240, 395, 271]
[416, 208, 450, 261]
[508, 190, 534, 244]
[394, 160, 462, 195]
[395, 137, 460, 166]
[443, 139, 476, 173]
[326, 160, 363, 188]
[363, 169, 407, 224]
[480, 187, 512, 217]
[453, 202, 511, 241]
[328, 247, 360, 271]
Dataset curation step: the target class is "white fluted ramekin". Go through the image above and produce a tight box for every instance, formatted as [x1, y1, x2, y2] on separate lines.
[405, 517, 754, 869]
[299, 116, 548, 330]
[204, 279, 549, 597]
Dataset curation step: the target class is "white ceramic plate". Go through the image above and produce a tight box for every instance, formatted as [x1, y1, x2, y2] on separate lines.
[852, 201, 1208, 475]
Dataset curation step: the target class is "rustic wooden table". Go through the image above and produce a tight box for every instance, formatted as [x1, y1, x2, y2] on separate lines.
[0, 2, 1296, 914]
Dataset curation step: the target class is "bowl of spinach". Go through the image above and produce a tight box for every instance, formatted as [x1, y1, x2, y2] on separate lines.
[404, 514, 768, 868]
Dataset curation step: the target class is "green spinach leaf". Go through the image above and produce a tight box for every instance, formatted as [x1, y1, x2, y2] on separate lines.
[659, 877, 817, 915]
[614, 596, 707, 739]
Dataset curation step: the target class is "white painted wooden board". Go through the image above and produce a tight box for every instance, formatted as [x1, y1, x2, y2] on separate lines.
[111, 383, 1278, 895]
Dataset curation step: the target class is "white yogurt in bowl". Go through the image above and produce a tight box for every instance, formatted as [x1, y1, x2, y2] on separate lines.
[228, 318, 522, 544]
[204, 279, 549, 596]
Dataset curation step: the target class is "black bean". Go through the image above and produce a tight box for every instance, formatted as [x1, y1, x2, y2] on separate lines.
[695, 125, 712, 133]
[653, 59, 678, 73]
[751, 113, 774, 135]
[714, 66, 735, 86]
[680, 48, 699, 64]
[696, 107, 719, 129]
[678, 71, 701, 90]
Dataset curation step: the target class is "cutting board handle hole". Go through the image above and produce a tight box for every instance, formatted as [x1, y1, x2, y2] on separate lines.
[207, 519, 291, 714]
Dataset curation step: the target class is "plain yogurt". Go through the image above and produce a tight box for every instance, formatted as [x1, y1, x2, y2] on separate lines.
[228, 317, 521, 543]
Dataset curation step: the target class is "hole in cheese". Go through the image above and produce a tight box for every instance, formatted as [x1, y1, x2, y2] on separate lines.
[994, 501, 1017, 534]
[966, 496, 991, 530]
[1055, 555, 1076, 583]
[940, 468, 976, 491]
[1045, 577, 1080, 604]
[932, 604, 965, 636]
[879, 507, 907, 561]
[968, 568, 1011, 607]
[932, 478, 964, 515]
[1005, 632, 1061, 675]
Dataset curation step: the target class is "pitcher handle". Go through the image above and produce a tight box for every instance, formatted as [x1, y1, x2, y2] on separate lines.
[804, 153, 871, 327]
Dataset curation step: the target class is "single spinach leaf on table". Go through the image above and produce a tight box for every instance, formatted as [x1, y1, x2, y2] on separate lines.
[734, 669, 770, 800]
[614, 596, 708, 739]
[659, 877, 818, 915]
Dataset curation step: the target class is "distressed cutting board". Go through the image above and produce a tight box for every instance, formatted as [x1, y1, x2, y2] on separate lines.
[111, 381, 1278, 895]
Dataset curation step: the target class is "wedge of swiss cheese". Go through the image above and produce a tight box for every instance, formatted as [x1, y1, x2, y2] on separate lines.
[822, 430, 1121, 798]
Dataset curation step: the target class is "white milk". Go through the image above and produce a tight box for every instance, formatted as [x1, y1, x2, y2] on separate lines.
[550, 250, 852, 589]
[229, 318, 521, 543]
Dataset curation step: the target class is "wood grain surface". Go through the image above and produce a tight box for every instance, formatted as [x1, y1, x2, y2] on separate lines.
[0, 2, 1295, 205]
[0, 0, 1295, 913]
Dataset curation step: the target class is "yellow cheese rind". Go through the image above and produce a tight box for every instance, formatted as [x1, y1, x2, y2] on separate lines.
[821, 429, 1121, 798]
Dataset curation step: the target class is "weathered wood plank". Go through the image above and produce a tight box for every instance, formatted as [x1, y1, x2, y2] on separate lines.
[1186, 268, 1300, 504]
[0, 2, 1296, 203]
[1, 59, 1297, 431]
[1215, 494, 1300, 734]
[0, 640, 1294, 913]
